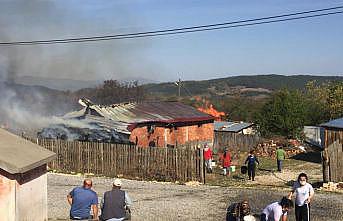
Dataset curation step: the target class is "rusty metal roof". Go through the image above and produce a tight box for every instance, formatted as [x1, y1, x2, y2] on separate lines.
[0, 129, 56, 174]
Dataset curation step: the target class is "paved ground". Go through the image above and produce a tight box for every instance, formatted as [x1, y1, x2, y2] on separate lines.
[48, 173, 343, 221]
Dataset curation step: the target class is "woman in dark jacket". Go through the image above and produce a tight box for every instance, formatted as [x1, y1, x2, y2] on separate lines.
[245, 150, 260, 181]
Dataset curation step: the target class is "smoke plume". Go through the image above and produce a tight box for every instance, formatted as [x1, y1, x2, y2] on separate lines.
[0, 1, 158, 134]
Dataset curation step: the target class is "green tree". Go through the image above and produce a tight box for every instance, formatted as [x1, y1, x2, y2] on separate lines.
[256, 89, 307, 138]
[305, 81, 343, 124]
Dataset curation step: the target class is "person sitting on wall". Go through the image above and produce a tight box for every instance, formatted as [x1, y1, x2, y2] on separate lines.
[100, 178, 133, 221]
[67, 179, 99, 220]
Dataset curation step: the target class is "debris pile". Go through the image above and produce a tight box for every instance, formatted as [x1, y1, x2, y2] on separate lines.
[321, 182, 343, 192]
[185, 181, 201, 186]
[254, 139, 306, 158]
[38, 124, 130, 143]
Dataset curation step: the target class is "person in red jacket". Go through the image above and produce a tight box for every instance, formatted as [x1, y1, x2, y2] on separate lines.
[221, 149, 232, 176]
[204, 144, 213, 173]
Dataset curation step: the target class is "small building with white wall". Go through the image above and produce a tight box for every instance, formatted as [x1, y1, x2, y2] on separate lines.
[0, 128, 56, 221]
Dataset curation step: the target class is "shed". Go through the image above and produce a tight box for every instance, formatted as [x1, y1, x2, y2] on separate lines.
[214, 121, 255, 134]
[320, 117, 343, 182]
[303, 126, 324, 148]
[213, 121, 259, 153]
[0, 128, 56, 221]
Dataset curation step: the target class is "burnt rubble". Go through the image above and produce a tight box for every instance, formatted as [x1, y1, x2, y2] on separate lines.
[38, 124, 130, 143]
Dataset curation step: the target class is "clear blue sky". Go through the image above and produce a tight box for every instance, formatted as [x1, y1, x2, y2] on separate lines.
[0, 0, 342, 82]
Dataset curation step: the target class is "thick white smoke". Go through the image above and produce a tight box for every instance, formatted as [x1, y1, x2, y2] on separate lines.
[0, 0, 157, 134]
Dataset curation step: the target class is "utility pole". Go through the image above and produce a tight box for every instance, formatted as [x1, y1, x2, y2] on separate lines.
[178, 78, 181, 98]
[174, 78, 182, 98]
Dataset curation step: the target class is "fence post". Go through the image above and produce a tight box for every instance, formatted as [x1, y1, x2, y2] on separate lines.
[175, 148, 178, 181]
[199, 147, 205, 184]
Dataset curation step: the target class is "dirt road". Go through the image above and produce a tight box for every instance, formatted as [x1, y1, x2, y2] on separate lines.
[48, 173, 342, 221]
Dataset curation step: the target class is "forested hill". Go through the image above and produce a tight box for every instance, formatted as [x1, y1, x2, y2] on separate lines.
[143, 74, 343, 96]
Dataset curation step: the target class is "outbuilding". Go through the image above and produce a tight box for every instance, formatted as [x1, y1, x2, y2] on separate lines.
[213, 121, 259, 152]
[0, 128, 56, 221]
[320, 117, 343, 182]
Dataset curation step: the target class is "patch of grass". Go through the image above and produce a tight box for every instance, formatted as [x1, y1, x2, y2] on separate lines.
[206, 153, 322, 189]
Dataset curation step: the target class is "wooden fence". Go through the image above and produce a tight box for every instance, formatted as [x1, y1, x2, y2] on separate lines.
[322, 128, 343, 182]
[34, 139, 206, 183]
[213, 132, 261, 152]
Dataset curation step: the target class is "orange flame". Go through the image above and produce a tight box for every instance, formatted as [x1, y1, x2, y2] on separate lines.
[195, 96, 225, 121]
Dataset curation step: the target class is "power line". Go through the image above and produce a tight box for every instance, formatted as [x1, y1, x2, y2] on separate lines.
[0, 6, 342, 46]
[181, 83, 193, 97]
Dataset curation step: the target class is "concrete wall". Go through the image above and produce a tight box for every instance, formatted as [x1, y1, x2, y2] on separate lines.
[130, 123, 214, 147]
[0, 172, 16, 221]
[17, 173, 48, 221]
[0, 165, 48, 221]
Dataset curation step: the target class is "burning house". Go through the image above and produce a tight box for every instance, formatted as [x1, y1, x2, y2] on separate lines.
[39, 99, 215, 147]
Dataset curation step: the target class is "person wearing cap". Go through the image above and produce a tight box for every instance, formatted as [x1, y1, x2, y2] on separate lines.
[67, 179, 99, 220]
[100, 179, 133, 221]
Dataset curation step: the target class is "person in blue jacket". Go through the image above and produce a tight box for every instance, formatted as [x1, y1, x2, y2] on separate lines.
[245, 150, 260, 181]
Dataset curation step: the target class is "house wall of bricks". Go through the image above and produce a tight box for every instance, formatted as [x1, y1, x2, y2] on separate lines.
[129, 122, 214, 147]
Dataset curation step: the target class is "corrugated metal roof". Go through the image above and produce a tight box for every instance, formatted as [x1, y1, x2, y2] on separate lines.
[96, 102, 213, 122]
[0, 129, 56, 174]
[214, 121, 254, 132]
[320, 117, 343, 129]
[64, 99, 214, 133]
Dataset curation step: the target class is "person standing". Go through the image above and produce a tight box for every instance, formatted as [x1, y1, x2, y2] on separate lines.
[288, 173, 314, 221]
[221, 149, 232, 176]
[204, 144, 213, 173]
[260, 197, 293, 221]
[245, 150, 259, 181]
[276, 146, 286, 172]
[100, 178, 133, 221]
[67, 179, 99, 220]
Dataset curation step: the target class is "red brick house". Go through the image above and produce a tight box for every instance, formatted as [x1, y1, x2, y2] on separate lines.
[44, 99, 214, 147]
[127, 102, 214, 147]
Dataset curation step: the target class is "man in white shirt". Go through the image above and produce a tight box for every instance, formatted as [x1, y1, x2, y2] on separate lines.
[288, 173, 314, 221]
[260, 197, 293, 221]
